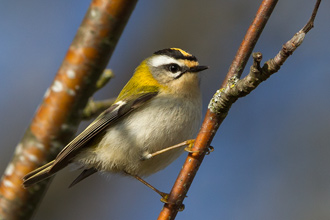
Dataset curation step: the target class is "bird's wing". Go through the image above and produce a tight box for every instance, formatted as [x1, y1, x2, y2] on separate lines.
[50, 91, 158, 173]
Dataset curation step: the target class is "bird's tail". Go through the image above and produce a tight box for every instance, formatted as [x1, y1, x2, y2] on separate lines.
[23, 160, 56, 188]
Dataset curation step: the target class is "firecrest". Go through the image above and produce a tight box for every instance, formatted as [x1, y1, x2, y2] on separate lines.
[23, 48, 208, 194]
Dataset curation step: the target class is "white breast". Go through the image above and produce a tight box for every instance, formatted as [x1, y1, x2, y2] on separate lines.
[76, 93, 202, 177]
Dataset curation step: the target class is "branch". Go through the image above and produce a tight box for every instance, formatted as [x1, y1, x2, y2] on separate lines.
[0, 0, 137, 219]
[157, 0, 321, 219]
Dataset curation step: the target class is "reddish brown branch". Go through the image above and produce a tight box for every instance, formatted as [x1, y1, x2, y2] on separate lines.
[0, 0, 137, 219]
[222, 0, 278, 88]
[157, 0, 322, 219]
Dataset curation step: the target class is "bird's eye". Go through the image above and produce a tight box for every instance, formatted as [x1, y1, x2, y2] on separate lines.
[167, 64, 181, 73]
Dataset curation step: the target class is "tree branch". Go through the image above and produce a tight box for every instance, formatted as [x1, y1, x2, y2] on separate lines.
[0, 0, 137, 219]
[157, 0, 321, 219]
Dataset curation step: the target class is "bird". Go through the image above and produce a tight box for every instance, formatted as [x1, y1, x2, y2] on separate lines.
[23, 48, 208, 196]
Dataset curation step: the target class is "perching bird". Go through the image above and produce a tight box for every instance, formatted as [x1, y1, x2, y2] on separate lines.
[23, 48, 207, 193]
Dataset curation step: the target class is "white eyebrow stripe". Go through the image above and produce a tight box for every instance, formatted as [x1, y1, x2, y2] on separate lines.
[149, 55, 183, 67]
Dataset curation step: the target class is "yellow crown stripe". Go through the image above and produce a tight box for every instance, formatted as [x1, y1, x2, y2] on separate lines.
[170, 48, 192, 57]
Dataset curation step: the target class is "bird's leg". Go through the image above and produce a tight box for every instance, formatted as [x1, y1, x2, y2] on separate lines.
[141, 139, 195, 160]
[129, 174, 185, 210]
[125, 172, 169, 203]
[142, 139, 214, 160]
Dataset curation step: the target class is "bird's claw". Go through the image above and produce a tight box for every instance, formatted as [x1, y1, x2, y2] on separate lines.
[160, 193, 185, 212]
[184, 142, 214, 155]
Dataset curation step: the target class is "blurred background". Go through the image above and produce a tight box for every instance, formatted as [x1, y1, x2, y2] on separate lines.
[1, 0, 330, 219]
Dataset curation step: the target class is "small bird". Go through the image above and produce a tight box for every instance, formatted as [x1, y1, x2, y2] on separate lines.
[23, 48, 208, 194]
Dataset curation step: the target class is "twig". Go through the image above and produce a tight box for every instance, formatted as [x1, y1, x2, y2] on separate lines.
[0, 0, 137, 219]
[82, 69, 116, 120]
[96, 69, 114, 90]
[302, 0, 321, 33]
[157, 0, 321, 219]
[82, 98, 116, 120]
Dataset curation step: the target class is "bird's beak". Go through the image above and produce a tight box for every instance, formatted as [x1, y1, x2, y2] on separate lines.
[189, 65, 209, 73]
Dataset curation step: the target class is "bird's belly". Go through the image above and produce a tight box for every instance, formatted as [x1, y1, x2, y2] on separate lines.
[77, 96, 201, 176]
